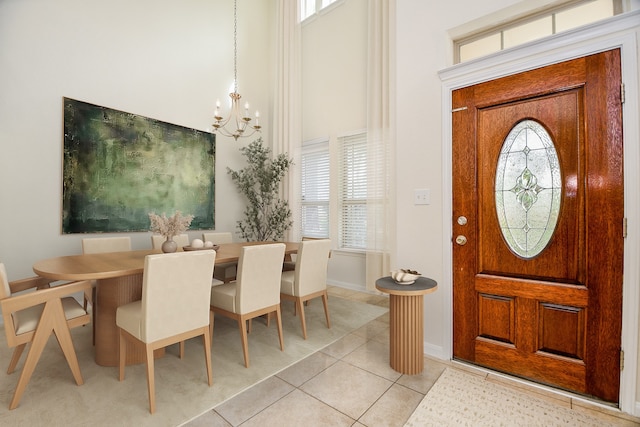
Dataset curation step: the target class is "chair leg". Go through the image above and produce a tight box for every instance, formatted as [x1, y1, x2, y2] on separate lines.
[52, 307, 84, 387]
[145, 343, 156, 414]
[275, 305, 284, 351]
[119, 329, 126, 381]
[92, 286, 97, 346]
[322, 292, 331, 329]
[10, 299, 82, 410]
[7, 344, 26, 374]
[296, 298, 308, 340]
[83, 289, 90, 312]
[209, 310, 215, 342]
[202, 327, 213, 386]
[238, 317, 250, 368]
[179, 341, 185, 359]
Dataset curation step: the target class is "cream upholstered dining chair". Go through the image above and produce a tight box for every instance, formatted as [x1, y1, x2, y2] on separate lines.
[280, 239, 332, 339]
[210, 243, 286, 368]
[116, 250, 215, 414]
[202, 231, 236, 283]
[82, 236, 132, 254]
[150, 233, 190, 251]
[0, 263, 92, 409]
[282, 236, 325, 271]
[82, 236, 132, 343]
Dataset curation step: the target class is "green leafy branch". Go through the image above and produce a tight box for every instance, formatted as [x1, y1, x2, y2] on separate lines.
[227, 138, 293, 241]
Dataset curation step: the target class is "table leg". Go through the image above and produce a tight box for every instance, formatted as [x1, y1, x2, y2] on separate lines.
[95, 274, 164, 366]
[388, 294, 424, 375]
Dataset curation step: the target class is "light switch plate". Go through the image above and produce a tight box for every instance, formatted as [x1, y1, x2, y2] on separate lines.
[414, 189, 430, 205]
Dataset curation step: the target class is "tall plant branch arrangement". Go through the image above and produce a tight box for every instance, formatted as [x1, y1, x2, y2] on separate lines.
[227, 138, 293, 241]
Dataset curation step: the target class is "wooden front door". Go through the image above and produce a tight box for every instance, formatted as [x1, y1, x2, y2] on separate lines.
[452, 49, 623, 403]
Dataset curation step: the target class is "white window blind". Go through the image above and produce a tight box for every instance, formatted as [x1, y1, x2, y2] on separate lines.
[300, 140, 330, 238]
[339, 132, 367, 250]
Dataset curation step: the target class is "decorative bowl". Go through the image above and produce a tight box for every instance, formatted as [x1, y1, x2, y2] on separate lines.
[183, 245, 220, 251]
[390, 269, 421, 285]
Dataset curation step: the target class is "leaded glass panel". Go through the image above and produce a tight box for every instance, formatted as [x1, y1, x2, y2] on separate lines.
[495, 120, 561, 258]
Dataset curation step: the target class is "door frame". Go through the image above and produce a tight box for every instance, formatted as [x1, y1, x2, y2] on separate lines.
[439, 11, 640, 415]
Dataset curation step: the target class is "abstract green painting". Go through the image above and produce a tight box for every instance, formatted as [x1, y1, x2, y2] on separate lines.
[62, 97, 215, 234]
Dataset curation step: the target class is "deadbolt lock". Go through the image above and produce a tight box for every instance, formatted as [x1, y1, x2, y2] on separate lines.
[455, 235, 467, 246]
[457, 216, 467, 226]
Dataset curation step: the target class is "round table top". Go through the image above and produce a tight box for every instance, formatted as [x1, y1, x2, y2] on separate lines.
[375, 276, 438, 296]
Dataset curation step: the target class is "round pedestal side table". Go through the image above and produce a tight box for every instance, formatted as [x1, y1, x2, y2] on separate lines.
[375, 276, 438, 375]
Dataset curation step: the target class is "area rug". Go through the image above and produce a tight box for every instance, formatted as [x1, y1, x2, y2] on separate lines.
[0, 296, 387, 426]
[405, 368, 616, 427]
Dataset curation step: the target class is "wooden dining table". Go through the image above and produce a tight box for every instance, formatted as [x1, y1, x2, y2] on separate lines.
[32, 241, 299, 367]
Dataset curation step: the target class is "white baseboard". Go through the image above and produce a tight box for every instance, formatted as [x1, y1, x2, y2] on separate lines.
[424, 342, 448, 361]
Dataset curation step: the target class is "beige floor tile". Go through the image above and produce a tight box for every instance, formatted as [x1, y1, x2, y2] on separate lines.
[396, 357, 448, 394]
[365, 295, 389, 307]
[239, 389, 354, 427]
[348, 291, 384, 305]
[327, 286, 359, 298]
[300, 361, 393, 420]
[351, 318, 389, 340]
[276, 351, 338, 387]
[214, 376, 294, 426]
[184, 409, 232, 427]
[320, 332, 367, 359]
[359, 383, 424, 427]
[342, 339, 401, 382]
[370, 328, 390, 345]
[189, 289, 640, 427]
[375, 311, 389, 324]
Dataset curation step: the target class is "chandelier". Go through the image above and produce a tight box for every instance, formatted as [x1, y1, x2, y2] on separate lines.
[212, 0, 261, 140]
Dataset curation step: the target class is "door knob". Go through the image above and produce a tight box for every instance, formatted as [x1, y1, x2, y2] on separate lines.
[455, 235, 467, 246]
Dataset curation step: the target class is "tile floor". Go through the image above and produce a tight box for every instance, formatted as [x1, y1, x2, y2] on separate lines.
[184, 286, 640, 427]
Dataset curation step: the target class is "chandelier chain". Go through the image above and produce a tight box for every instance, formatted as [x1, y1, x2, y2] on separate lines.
[233, 0, 238, 93]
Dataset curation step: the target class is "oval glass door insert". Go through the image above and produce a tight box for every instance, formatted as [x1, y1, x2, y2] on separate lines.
[495, 119, 561, 258]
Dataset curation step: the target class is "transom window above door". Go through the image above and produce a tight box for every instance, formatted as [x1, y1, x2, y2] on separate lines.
[455, 0, 623, 63]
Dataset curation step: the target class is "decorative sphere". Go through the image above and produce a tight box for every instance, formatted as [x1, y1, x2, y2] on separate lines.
[191, 238, 204, 248]
[204, 240, 214, 248]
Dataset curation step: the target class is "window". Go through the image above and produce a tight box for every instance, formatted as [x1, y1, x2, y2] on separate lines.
[300, 139, 330, 238]
[456, 0, 621, 63]
[338, 132, 367, 250]
[301, 0, 341, 21]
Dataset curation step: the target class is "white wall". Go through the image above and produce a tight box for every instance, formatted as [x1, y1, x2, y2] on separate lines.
[394, 0, 530, 360]
[0, 0, 275, 280]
